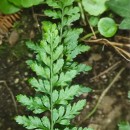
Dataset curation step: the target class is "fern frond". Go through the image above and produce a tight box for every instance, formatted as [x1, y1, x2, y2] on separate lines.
[16, 94, 50, 114]
[16, 0, 92, 130]
[16, 116, 50, 130]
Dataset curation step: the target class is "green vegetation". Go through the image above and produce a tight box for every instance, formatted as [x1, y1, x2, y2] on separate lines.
[106, 0, 130, 29]
[15, 0, 92, 129]
[81, 0, 130, 37]
[82, 0, 108, 16]
[0, 0, 44, 14]
[98, 17, 117, 37]
[118, 122, 130, 130]
[0, 0, 130, 129]
[118, 92, 130, 130]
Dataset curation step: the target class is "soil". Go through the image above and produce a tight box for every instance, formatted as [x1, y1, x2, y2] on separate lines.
[0, 8, 130, 130]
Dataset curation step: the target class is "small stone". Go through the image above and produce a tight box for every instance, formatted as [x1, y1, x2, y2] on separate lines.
[24, 72, 28, 76]
[14, 78, 19, 84]
[15, 71, 20, 74]
[8, 30, 19, 46]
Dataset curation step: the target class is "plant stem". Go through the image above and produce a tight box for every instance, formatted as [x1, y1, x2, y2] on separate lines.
[50, 34, 54, 130]
[60, 8, 64, 40]
[50, 6, 65, 130]
[80, 31, 99, 41]
[78, 1, 86, 26]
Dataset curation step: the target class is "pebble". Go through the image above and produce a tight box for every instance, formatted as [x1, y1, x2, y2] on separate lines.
[14, 78, 19, 84]
[15, 71, 20, 74]
[24, 72, 28, 76]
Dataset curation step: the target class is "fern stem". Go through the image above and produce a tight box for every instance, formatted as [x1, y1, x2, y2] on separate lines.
[50, 34, 54, 130]
[60, 8, 64, 40]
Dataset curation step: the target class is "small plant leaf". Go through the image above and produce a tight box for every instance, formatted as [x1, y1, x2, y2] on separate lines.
[8, 0, 44, 8]
[106, 0, 130, 18]
[26, 41, 41, 53]
[58, 106, 65, 117]
[0, 0, 20, 14]
[98, 17, 117, 37]
[53, 45, 63, 61]
[44, 10, 62, 19]
[57, 85, 80, 104]
[76, 63, 92, 73]
[64, 127, 93, 130]
[119, 18, 130, 29]
[16, 95, 50, 114]
[57, 70, 77, 87]
[62, 0, 75, 7]
[64, 13, 80, 26]
[57, 100, 86, 125]
[106, 0, 130, 30]
[40, 40, 51, 54]
[64, 7, 79, 16]
[76, 86, 92, 96]
[29, 78, 44, 92]
[118, 122, 130, 130]
[52, 90, 59, 103]
[28, 61, 50, 79]
[46, 0, 61, 9]
[39, 51, 51, 66]
[82, 0, 107, 16]
[53, 109, 59, 123]
[15, 116, 49, 130]
[53, 59, 64, 74]
[89, 16, 99, 27]
[70, 45, 90, 59]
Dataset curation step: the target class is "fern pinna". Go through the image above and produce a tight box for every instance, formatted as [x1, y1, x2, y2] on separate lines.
[15, 0, 92, 130]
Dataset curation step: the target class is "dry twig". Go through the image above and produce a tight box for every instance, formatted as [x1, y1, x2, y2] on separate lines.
[84, 38, 130, 61]
[90, 61, 121, 81]
[78, 67, 125, 125]
[0, 80, 18, 114]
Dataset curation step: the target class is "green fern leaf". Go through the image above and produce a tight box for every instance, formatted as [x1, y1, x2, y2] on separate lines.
[118, 122, 130, 130]
[57, 85, 80, 104]
[56, 100, 86, 125]
[16, 0, 92, 129]
[15, 116, 50, 130]
[29, 78, 50, 93]
[16, 95, 50, 113]
[70, 45, 90, 59]
[63, 14, 80, 26]
[28, 61, 50, 79]
[52, 85, 80, 105]
[39, 51, 51, 66]
[53, 59, 64, 74]
[53, 45, 63, 61]
[46, 0, 61, 9]
[57, 70, 77, 87]
[44, 10, 62, 19]
[64, 7, 79, 16]
[64, 127, 93, 130]
[61, 0, 75, 7]
[40, 40, 51, 54]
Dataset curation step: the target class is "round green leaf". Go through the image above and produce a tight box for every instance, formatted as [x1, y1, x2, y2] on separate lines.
[89, 16, 99, 27]
[8, 0, 22, 7]
[8, 0, 44, 8]
[98, 17, 117, 37]
[0, 0, 20, 14]
[82, 0, 107, 16]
